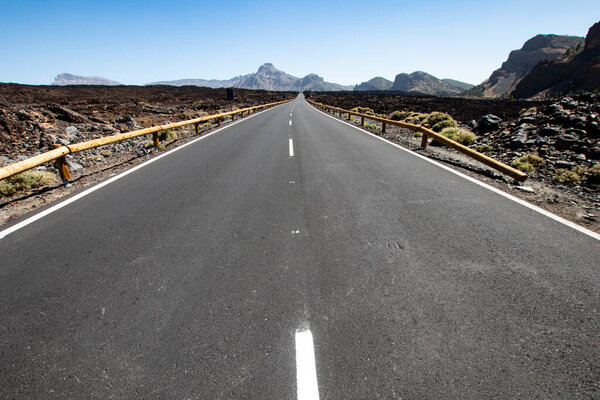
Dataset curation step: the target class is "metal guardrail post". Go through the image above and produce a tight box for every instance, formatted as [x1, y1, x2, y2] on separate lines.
[361, 116, 365, 127]
[421, 125, 430, 148]
[421, 132, 429, 148]
[382, 122, 386, 133]
[195, 123, 200, 135]
[51, 144, 71, 185]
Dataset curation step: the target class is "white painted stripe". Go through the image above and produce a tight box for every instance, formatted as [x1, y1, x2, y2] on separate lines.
[310, 104, 600, 241]
[295, 330, 320, 400]
[289, 120, 293, 126]
[0, 105, 284, 240]
[289, 138, 294, 157]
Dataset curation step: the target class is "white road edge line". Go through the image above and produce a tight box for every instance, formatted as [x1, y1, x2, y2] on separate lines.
[289, 138, 295, 157]
[310, 104, 600, 241]
[0, 105, 287, 240]
[295, 329, 320, 400]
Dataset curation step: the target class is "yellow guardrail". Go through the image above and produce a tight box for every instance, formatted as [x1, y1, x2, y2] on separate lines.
[307, 99, 527, 182]
[0, 99, 292, 183]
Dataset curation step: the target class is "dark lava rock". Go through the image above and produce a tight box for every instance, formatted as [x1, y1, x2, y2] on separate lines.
[540, 126, 562, 136]
[47, 104, 88, 123]
[476, 114, 502, 133]
[556, 133, 580, 149]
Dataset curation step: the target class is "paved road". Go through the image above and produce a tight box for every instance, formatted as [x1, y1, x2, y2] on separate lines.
[1, 95, 599, 399]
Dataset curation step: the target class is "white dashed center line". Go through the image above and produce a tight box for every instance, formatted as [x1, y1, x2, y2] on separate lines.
[289, 120, 292, 126]
[289, 138, 294, 157]
[296, 329, 320, 400]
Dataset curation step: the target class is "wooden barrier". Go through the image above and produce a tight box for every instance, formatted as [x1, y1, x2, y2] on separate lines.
[0, 99, 291, 182]
[307, 100, 527, 182]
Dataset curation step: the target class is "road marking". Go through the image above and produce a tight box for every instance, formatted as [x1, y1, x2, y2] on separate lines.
[289, 138, 294, 157]
[295, 329, 320, 400]
[311, 105, 600, 241]
[289, 120, 293, 126]
[291, 230, 300, 234]
[0, 105, 285, 240]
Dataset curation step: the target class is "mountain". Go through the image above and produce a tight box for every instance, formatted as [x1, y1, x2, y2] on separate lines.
[465, 34, 584, 98]
[149, 63, 352, 91]
[390, 71, 468, 96]
[299, 73, 353, 91]
[145, 78, 235, 88]
[354, 77, 394, 91]
[441, 79, 474, 91]
[53, 73, 121, 86]
[512, 21, 600, 98]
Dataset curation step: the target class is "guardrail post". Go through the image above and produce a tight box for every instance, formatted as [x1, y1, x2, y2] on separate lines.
[382, 122, 386, 133]
[421, 124, 430, 148]
[51, 144, 71, 185]
[194, 123, 200, 135]
[218, 118, 222, 127]
[361, 116, 365, 126]
[232, 114, 236, 121]
[421, 132, 428, 148]
[347, 112, 352, 121]
[153, 131, 160, 151]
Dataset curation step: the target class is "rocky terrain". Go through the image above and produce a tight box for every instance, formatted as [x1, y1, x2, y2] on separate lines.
[513, 21, 600, 98]
[0, 84, 294, 158]
[149, 63, 353, 91]
[308, 91, 599, 231]
[53, 73, 122, 86]
[305, 91, 549, 122]
[0, 84, 295, 224]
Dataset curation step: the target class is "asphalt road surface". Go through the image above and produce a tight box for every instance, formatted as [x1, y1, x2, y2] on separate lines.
[1, 95, 599, 399]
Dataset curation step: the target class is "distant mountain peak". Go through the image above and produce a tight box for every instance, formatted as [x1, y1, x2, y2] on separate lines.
[354, 77, 394, 91]
[257, 63, 278, 73]
[390, 71, 467, 96]
[53, 73, 121, 86]
[148, 64, 352, 91]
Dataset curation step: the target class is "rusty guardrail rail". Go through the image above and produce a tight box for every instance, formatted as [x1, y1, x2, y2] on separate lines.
[307, 99, 527, 182]
[0, 99, 292, 183]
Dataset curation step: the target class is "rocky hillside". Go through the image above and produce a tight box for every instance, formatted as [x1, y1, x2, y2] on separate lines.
[512, 21, 600, 98]
[150, 63, 352, 92]
[442, 79, 474, 91]
[354, 77, 394, 91]
[53, 73, 121, 86]
[466, 34, 584, 98]
[390, 71, 470, 96]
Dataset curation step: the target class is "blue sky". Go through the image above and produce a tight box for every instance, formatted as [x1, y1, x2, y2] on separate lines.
[1, 0, 598, 86]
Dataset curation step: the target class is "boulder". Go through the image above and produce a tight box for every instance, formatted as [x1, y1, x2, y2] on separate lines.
[65, 126, 79, 140]
[555, 133, 580, 149]
[476, 114, 502, 133]
[539, 126, 562, 136]
[47, 104, 88, 123]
